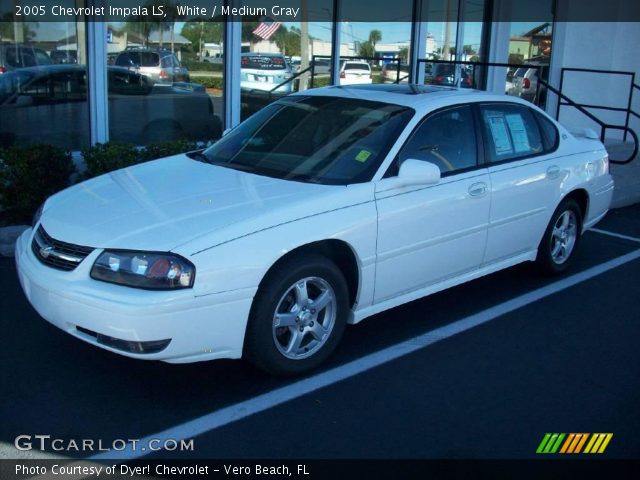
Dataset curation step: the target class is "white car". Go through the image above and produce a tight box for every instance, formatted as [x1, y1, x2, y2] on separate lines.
[240, 53, 293, 94]
[15, 85, 613, 376]
[339, 61, 372, 85]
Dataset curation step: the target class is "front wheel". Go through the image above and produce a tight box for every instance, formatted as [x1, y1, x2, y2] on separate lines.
[244, 253, 349, 376]
[536, 198, 583, 275]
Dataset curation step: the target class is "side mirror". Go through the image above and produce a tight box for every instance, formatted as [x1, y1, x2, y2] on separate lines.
[397, 158, 441, 187]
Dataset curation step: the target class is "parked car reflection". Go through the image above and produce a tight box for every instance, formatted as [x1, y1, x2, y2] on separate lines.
[0, 65, 222, 150]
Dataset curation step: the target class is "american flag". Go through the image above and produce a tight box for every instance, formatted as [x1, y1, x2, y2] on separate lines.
[252, 19, 281, 40]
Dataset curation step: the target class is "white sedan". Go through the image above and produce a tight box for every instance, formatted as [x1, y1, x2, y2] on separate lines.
[15, 84, 613, 376]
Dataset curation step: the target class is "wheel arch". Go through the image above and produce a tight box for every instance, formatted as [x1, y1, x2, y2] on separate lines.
[563, 188, 589, 227]
[256, 239, 361, 310]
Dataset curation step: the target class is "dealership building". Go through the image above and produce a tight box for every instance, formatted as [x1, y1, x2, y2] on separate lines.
[0, 0, 638, 159]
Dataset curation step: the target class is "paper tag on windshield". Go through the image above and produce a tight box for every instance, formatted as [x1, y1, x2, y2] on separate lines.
[355, 150, 372, 162]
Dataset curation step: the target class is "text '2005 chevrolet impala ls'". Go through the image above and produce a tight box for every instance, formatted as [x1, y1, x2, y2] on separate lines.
[16, 84, 613, 376]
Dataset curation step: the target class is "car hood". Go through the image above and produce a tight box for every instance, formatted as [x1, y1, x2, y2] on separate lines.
[41, 155, 363, 253]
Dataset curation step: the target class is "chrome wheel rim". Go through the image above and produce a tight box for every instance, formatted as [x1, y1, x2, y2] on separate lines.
[272, 276, 337, 360]
[550, 210, 578, 264]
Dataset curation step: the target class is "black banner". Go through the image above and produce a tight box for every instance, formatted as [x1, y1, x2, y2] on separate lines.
[1, 0, 640, 22]
[2, 459, 640, 480]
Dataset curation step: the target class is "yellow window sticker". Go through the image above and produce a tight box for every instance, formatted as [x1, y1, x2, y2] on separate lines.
[355, 150, 372, 162]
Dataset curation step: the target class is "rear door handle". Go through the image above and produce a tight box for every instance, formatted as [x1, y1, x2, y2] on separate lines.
[468, 182, 488, 198]
[546, 165, 560, 179]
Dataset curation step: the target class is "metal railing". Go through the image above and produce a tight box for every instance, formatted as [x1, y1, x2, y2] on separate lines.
[555, 68, 639, 164]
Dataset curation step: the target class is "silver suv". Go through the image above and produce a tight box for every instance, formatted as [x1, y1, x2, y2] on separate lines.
[0, 44, 52, 74]
[114, 48, 190, 84]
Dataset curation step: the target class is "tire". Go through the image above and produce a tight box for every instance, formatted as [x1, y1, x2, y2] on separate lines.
[244, 253, 349, 376]
[536, 197, 583, 275]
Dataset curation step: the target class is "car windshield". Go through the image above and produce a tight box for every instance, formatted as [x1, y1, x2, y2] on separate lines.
[242, 55, 286, 70]
[0, 70, 34, 103]
[199, 96, 414, 185]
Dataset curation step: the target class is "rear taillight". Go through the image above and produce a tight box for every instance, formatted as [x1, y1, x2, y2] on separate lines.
[523, 78, 531, 89]
[159, 70, 169, 79]
[340, 71, 345, 79]
[436, 75, 443, 83]
[0, 66, 6, 74]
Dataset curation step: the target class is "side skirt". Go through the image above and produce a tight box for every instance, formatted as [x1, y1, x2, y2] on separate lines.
[349, 250, 537, 324]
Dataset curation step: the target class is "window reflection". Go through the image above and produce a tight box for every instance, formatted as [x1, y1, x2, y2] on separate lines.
[107, 11, 224, 144]
[240, 0, 333, 120]
[0, 15, 89, 150]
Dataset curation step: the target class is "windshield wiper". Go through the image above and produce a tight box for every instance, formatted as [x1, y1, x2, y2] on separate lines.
[284, 173, 322, 184]
[186, 150, 212, 163]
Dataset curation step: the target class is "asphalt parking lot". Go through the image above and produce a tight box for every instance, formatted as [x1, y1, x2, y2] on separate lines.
[1, 204, 639, 462]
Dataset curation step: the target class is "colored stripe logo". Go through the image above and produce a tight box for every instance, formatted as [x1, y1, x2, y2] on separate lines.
[537, 433, 613, 454]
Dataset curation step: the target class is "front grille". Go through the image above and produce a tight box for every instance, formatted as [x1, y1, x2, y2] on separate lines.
[31, 225, 94, 271]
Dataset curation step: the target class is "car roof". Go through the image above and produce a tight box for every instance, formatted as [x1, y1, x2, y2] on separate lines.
[290, 83, 538, 112]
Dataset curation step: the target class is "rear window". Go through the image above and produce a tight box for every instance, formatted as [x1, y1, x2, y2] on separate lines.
[242, 55, 286, 70]
[534, 111, 559, 151]
[345, 62, 370, 71]
[116, 52, 160, 67]
[514, 67, 528, 77]
[138, 52, 160, 67]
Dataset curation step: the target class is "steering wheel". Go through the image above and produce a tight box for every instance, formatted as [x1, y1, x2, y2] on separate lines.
[419, 144, 455, 172]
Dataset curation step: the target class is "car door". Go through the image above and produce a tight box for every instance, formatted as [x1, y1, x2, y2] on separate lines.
[374, 104, 491, 303]
[478, 103, 562, 264]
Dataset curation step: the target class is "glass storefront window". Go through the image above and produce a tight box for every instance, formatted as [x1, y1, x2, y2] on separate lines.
[505, 0, 554, 107]
[505, 21, 552, 107]
[0, 12, 89, 150]
[239, 0, 333, 120]
[106, 10, 224, 144]
[339, 0, 412, 86]
[420, 0, 459, 87]
[337, 22, 411, 86]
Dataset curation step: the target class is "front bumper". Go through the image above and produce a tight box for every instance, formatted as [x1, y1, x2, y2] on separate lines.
[15, 227, 255, 363]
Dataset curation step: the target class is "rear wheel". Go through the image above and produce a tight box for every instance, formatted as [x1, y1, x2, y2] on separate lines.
[536, 198, 582, 275]
[244, 253, 348, 376]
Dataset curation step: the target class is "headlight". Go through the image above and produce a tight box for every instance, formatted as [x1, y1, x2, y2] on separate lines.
[32, 203, 44, 228]
[91, 251, 195, 290]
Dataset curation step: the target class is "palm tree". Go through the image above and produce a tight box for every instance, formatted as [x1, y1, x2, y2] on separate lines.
[398, 46, 409, 63]
[368, 29, 382, 48]
[462, 44, 476, 60]
[359, 41, 375, 59]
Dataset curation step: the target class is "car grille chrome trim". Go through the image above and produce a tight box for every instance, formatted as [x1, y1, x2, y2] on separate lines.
[31, 225, 94, 271]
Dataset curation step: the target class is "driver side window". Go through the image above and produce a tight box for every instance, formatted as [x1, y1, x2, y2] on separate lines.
[390, 105, 477, 176]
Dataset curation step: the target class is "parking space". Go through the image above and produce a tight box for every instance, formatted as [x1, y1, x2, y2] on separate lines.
[1, 205, 639, 460]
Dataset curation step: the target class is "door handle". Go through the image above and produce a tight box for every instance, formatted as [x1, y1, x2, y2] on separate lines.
[468, 182, 488, 197]
[546, 165, 560, 179]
